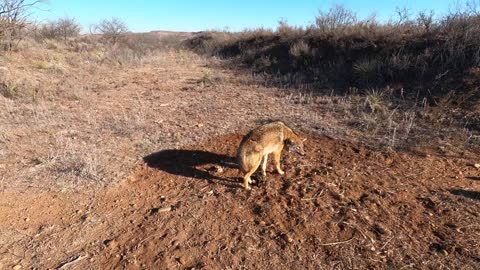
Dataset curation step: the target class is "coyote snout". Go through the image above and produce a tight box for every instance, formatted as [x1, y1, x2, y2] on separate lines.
[237, 121, 306, 190]
[289, 143, 306, 156]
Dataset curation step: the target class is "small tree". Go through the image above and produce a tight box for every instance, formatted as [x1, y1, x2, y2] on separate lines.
[39, 21, 56, 39]
[417, 10, 435, 32]
[56, 17, 81, 42]
[393, 6, 413, 26]
[94, 17, 128, 44]
[40, 17, 81, 41]
[315, 4, 357, 33]
[0, 0, 43, 50]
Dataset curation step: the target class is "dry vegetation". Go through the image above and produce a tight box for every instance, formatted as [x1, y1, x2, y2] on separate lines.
[185, 3, 480, 151]
[186, 3, 480, 94]
[0, 1, 479, 269]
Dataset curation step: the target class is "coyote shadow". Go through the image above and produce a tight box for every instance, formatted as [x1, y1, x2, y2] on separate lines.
[143, 149, 239, 187]
[466, 176, 480, 181]
[449, 189, 480, 201]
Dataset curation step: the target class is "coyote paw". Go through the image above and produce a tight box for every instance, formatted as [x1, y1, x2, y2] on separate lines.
[277, 170, 285, 175]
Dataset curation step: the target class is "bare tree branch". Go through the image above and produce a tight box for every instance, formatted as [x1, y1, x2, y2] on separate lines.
[0, 0, 45, 50]
[93, 17, 128, 44]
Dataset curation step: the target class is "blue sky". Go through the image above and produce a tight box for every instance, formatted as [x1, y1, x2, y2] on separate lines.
[32, 0, 458, 33]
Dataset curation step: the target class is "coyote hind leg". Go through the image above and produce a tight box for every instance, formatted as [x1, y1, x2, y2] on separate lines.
[243, 158, 262, 190]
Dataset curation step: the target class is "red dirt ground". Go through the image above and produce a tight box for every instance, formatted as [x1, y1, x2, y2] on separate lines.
[1, 41, 479, 269]
[1, 132, 479, 269]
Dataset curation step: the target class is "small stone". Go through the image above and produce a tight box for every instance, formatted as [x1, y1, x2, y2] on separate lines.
[281, 233, 293, 243]
[24, 218, 30, 222]
[474, 163, 480, 169]
[286, 235, 294, 243]
[13, 265, 22, 270]
[208, 165, 223, 173]
[385, 158, 394, 165]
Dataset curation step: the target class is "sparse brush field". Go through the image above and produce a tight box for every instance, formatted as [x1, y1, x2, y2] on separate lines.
[1, 6, 480, 269]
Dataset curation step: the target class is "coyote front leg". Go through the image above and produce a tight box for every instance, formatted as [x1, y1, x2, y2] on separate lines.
[261, 154, 269, 177]
[273, 146, 285, 175]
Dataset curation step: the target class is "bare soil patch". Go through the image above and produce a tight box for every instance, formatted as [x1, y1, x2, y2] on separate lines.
[0, 43, 479, 269]
[1, 133, 479, 269]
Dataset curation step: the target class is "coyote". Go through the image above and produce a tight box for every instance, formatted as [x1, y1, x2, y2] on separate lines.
[237, 121, 306, 190]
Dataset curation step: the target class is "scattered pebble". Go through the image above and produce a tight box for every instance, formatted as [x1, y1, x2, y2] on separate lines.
[208, 165, 223, 173]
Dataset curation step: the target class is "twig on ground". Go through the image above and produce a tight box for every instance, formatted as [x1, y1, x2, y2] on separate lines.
[380, 235, 395, 250]
[56, 254, 88, 269]
[317, 234, 356, 246]
[301, 189, 325, 201]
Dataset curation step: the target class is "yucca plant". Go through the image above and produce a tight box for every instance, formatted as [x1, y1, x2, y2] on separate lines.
[200, 69, 213, 86]
[364, 88, 385, 113]
[353, 57, 383, 86]
[0, 81, 18, 98]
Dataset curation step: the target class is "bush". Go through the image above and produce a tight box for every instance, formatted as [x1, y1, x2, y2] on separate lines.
[93, 18, 128, 44]
[39, 17, 81, 42]
[55, 17, 81, 41]
[315, 4, 357, 34]
[0, 0, 42, 51]
[185, 2, 480, 102]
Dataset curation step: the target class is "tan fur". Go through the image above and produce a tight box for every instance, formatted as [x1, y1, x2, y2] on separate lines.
[237, 121, 305, 190]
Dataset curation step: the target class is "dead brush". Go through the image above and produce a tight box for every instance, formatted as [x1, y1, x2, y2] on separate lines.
[198, 69, 214, 87]
[103, 46, 146, 65]
[0, 79, 39, 100]
[289, 40, 312, 58]
[46, 135, 102, 182]
[105, 95, 148, 137]
[285, 91, 316, 105]
[276, 18, 306, 37]
[0, 81, 18, 98]
[314, 4, 357, 34]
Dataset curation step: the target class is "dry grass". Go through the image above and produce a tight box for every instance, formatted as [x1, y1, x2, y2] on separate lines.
[185, 3, 480, 107]
[1, 29, 479, 270]
[1, 32, 479, 196]
[182, 3, 480, 158]
[0, 36, 202, 192]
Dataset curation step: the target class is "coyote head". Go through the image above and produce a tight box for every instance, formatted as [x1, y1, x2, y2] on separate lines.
[286, 132, 306, 156]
